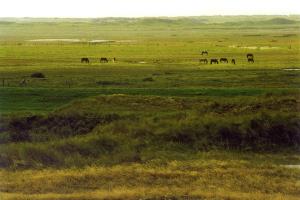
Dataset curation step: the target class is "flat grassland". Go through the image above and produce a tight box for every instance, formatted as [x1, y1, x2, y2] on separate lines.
[0, 16, 300, 199]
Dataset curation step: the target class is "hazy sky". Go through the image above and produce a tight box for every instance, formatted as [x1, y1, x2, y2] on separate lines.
[0, 0, 299, 18]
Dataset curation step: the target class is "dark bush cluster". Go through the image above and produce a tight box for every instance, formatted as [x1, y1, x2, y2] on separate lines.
[30, 72, 45, 78]
[159, 113, 300, 151]
[142, 77, 154, 82]
[4, 113, 121, 142]
[0, 133, 122, 168]
[96, 81, 128, 86]
[202, 98, 298, 114]
[1, 112, 299, 169]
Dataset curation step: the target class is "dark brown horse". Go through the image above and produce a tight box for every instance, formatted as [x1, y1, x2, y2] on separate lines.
[220, 58, 228, 63]
[231, 59, 236, 64]
[247, 53, 254, 59]
[81, 58, 89, 63]
[199, 58, 208, 64]
[248, 58, 254, 63]
[201, 51, 208, 55]
[100, 57, 109, 63]
[210, 59, 219, 64]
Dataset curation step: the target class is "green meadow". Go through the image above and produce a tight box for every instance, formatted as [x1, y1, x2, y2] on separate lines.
[0, 16, 300, 199]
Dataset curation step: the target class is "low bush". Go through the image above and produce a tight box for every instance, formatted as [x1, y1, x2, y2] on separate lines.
[4, 113, 121, 142]
[30, 72, 45, 78]
[55, 134, 119, 157]
[96, 81, 128, 86]
[0, 154, 13, 168]
[20, 146, 61, 167]
[157, 112, 300, 151]
[142, 77, 154, 82]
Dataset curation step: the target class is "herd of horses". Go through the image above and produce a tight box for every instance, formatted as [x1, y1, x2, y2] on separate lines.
[80, 52, 255, 64]
[199, 51, 254, 64]
[81, 57, 115, 63]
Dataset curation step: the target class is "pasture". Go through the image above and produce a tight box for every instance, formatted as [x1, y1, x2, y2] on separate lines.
[0, 16, 300, 199]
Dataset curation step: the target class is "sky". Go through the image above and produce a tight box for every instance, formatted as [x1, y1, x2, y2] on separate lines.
[0, 0, 299, 18]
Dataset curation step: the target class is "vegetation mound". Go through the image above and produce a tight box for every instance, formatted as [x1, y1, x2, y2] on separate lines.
[0, 94, 299, 169]
[265, 18, 297, 24]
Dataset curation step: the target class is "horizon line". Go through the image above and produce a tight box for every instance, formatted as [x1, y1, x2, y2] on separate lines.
[1, 14, 300, 19]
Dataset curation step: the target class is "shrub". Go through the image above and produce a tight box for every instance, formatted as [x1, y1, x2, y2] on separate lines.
[166, 126, 198, 145]
[96, 81, 128, 86]
[0, 154, 13, 168]
[4, 113, 121, 142]
[7, 116, 35, 142]
[20, 146, 61, 167]
[88, 135, 119, 153]
[0, 132, 10, 144]
[9, 131, 31, 142]
[142, 77, 154, 82]
[156, 112, 300, 151]
[54, 133, 120, 158]
[31, 72, 45, 78]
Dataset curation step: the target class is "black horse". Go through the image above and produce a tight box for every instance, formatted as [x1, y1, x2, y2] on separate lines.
[199, 59, 208, 64]
[231, 59, 236, 64]
[100, 57, 109, 63]
[201, 51, 208, 55]
[220, 58, 228, 63]
[81, 57, 89, 63]
[210, 59, 219, 64]
[247, 53, 254, 59]
[248, 58, 254, 63]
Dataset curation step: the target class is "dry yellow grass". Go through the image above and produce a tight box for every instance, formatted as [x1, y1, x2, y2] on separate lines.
[1, 158, 300, 200]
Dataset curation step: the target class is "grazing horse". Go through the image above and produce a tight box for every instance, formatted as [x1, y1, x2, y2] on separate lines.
[220, 58, 228, 63]
[231, 59, 236, 64]
[112, 57, 116, 62]
[248, 58, 254, 63]
[100, 57, 109, 63]
[201, 51, 208, 55]
[81, 57, 89, 63]
[210, 59, 219, 64]
[199, 58, 208, 64]
[247, 53, 254, 59]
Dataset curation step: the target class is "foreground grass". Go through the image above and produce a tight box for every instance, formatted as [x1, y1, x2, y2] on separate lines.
[1, 153, 300, 200]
